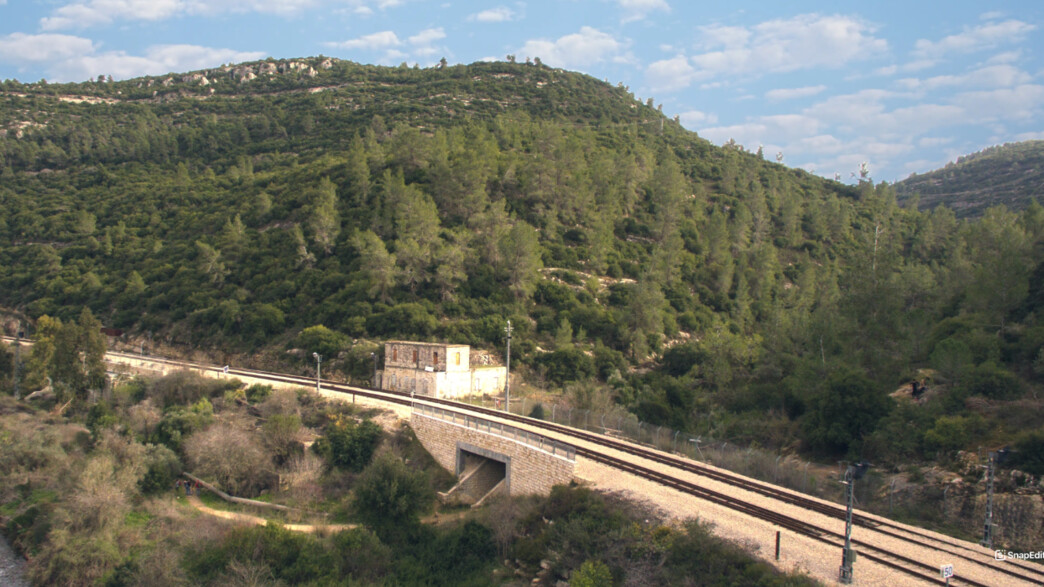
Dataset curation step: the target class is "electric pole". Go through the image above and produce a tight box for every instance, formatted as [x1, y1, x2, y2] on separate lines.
[13, 326, 23, 399]
[504, 320, 513, 412]
[312, 352, 322, 392]
[982, 449, 1007, 548]
[839, 462, 870, 584]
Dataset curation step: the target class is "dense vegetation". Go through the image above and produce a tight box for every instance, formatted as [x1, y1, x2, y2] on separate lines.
[895, 140, 1044, 218]
[2, 57, 1043, 475]
[0, 371, 812, 585]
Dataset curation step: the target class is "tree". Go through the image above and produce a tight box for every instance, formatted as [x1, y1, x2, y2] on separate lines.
[308, 177, 340, 255]
[49, 308, 107, 402]
[184, 422, 270, 496]
[802, 369, 893, 457]
[352, 231, 399, 302]
[311, 416, 382, 471]
[195, 240, 228, 283]
[624, 280, 665, 359]
[352, 452, 434, 540]
[295, 325, 348, 358]
[498, 221, 543, 299]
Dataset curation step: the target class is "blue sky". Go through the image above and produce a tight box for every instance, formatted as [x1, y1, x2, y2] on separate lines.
[1, 1, 1042, 183]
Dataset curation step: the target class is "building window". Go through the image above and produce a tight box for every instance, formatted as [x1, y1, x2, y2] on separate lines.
[413, 350, 418, 362]
[392, 348, 397, 362]
[433, 351, 438, 364]
[455, 352, 460, 366]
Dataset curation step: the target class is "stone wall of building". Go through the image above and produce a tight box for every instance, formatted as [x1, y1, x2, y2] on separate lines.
[385, 341, 469, 373]
[411, 411, 575, 496]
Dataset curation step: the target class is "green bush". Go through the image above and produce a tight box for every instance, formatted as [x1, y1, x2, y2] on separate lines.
[352, 452, 434, 541]
[923, 414, 987, 455]
[294, 325, 349, 358]
[139, 443, 182, 494]
[1008, 430, 1044, 475]
[312, 417, 382, 472]
[245, 383, 272, 403]
[958, 362, 1024, 400]
[570, 559, 613, 587]
[537, 348, 596, 385]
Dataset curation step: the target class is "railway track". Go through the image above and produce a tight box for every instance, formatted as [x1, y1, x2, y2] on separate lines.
[4, 339, 1042, 585]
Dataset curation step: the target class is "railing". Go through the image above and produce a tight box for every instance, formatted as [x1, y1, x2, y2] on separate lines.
[414, 403, 576, 461]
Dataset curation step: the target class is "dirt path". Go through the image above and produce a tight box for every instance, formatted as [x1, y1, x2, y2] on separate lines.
[185, 495, 355, 533]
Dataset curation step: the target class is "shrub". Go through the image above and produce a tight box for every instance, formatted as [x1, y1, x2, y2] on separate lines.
[570, 559, 613, 587]
[139, 443, 182, 494]
[923, 414, 987, 456]
[958, 362, 1024, 400]
[184, 422, 270, 496]
[245, 383, 272, 403]
[312, 417, 382, 472]
[352, 452, 434, 541]
[294, 325, 349, 358]
[537, 348, 596, 386]
[149, 370, 237, 408]
[1008, 430, 1044, 475]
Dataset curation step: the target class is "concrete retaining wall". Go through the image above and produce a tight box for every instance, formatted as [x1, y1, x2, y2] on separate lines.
[411, 411, 575, 496]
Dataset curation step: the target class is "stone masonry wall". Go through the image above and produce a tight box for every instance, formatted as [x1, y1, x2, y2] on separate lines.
[411, 412, 575, 497]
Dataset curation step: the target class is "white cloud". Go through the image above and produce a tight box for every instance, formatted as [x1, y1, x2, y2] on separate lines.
[678, 110, 717, 127]
[0, 33, 96, 63]
[913, 19, 1035, 59]
[1014, 130, 1044, 141]
[40, 0, 332, 30]
[953, 84, 1044, 121]
[42, 0, 182, 30]
[645, 55, 695, 91]
[468, 6, 515, 22]
[329, 31, 401, 50]
[687, 14, 887, 83]
[765, 85, 826, 101]
[986, 50, 1021, 65]
[918, 137, 953, 148]
[408, 27, 445, 46]
[898, 65, 1031, 92]
[518, 27, 627, 69]
[46, 44, 264, 82]
[618, 0, 669, 23]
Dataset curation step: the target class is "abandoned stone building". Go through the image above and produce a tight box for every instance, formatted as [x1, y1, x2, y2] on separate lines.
[379, 341, 507, 399]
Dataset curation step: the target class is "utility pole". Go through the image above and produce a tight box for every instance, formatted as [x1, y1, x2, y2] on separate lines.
[982, 449, 1007, 548]
[839, 462, 871, 584]
[13, 326, 23, 399]
[504, 320, 513, 412]
[312, 352, 322, 392]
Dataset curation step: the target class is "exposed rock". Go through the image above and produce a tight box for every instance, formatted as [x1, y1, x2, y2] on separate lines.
[319, 58, 334, 69]
[258, 63, 277, 75]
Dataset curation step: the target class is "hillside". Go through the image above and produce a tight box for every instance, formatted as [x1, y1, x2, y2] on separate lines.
[895, 140, 1044, 217]
[1, 56, 1043, 493]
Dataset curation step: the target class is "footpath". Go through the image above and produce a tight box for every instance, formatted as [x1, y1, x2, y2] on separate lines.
[185, 495, 355, 533]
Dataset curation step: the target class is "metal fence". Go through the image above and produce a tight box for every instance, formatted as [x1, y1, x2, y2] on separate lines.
[452, 395, 1038, 550]
[414, 402, 576, 461]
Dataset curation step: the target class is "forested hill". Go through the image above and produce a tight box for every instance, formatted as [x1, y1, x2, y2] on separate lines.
[895, 140, 1044, 218]
[2, 57, 1043, 470]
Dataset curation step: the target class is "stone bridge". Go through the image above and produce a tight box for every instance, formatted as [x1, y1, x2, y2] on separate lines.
[411, 404, 576, 505]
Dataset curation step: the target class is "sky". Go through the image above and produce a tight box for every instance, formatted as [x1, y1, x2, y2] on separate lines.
[1, 1, 1042, 183]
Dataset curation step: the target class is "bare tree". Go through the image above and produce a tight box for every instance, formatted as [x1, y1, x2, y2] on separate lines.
[185, 421, 270, 496]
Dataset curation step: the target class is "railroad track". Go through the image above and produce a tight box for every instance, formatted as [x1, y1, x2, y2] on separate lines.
[4, 339, 1042, 585]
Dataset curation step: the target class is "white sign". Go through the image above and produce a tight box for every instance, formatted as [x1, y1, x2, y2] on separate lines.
[940, 564, 954, 579]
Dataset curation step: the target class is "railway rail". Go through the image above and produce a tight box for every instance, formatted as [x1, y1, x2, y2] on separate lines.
[3, 338, 1042, 585]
